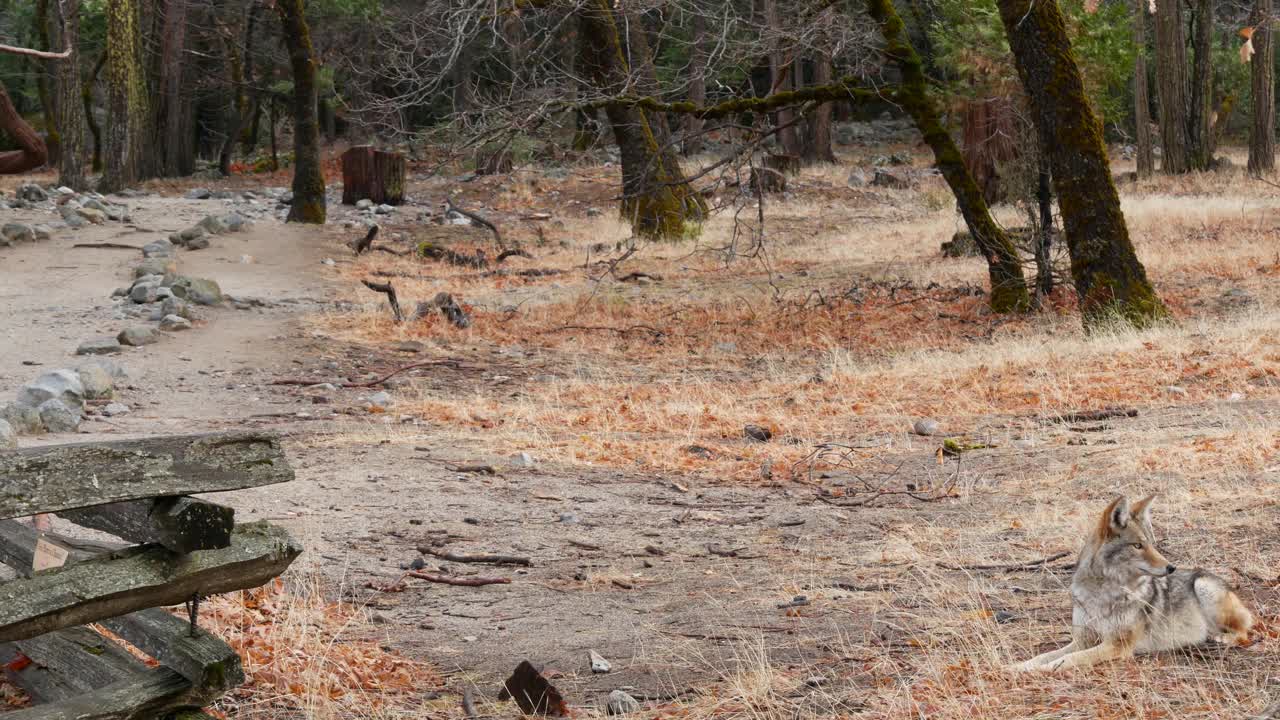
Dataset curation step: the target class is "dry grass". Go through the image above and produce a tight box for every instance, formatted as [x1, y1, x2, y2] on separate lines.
[301, 149, 1280, 718]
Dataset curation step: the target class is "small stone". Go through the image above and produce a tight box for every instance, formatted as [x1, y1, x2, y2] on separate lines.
[159, 314, 192, 331]
[589, 650, 611, 674]
[511, 452, 536, 467]
[101, 402, 131, 417]
[606, 690, 641, 715]
[198, 214, 230, 234]
[170, 277, 223, 306]
[0, 419, 15, 448]
[55, 186, 74, 195]
[118, 326, 160, 346]
[17, 184, 48, 202]
[366, 391, 393, 411]
[17, 369, 85, 410]
[1, 223, 35, 243]
[559, 513, 580, 524]
[586, 207, 603, 217]
[185, 188, 213, 200]
[743, 424, 772, 443]
[1, 403, 43, 435]
[375, 204, 394, 214]
[76, 207, 108, 224]
[846, 169, 869, 188]
[222, 213, 250, 231]
[1166, 386, 1188, 397]
[160, 296, 194, 320]
[77, 364, 114, 400]
[134, 258, 176, 278]
[356, 199, 374, 210]
[1228, 392, 1245, 402]
[321, 258, 336, 266]
[913, 418, 940, 436]
[130, 281, 161, 304]
[185, 235, 211, 250]
[142, 240, 173, 257]
[77, 337, 123, 355]
[32, 224, 52, 240]
[37, 398, 80, 433]
[713, 342, 738, 353]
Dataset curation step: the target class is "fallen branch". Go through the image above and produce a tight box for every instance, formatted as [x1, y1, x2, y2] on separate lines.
[408, 571, 511, 587]
[495, 248, 534, 263]
[1041, 408, 1138, 424]
[0, 42, 72, 60]
[71, 243, 143, 250]
[361, 279, 403, 322]
[417, 242, 488, 268]
[937, 551, 1072, 572]
[269, 359, 463, 388]
[445, 197, 505, 249]
[352, 225, 379, 255]
[373, 246, 411, 257]
[421, 548, 531, 566]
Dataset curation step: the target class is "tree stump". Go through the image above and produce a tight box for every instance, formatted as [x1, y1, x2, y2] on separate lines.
[340, 145, 405, 206]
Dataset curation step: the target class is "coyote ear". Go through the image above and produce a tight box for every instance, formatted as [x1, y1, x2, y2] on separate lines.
[1101, 496, 1129, 536]
[1130, 494, 1157, 525]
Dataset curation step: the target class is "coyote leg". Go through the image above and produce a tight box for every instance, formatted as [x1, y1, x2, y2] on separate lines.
[1045, 638, 1133, 671]
[1006, 640, 1081, 672]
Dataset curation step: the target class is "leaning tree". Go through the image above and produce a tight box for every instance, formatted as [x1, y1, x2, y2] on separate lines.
[0, 40, 71, 174]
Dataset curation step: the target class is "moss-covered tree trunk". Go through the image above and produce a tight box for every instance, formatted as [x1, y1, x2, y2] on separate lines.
[83, 52, 104, 172]
[867, 0, 1030, 313]
[1132, 0, 1154, 179]
[996, 0, 1166, 327]
[578, 0, 706, 240]
[1187, 0, 1214, 170]
[1153, 0, 1190, 174]
[53, 0, 86, 190]
[276, 0, 326, 224]
[99, 0, 150, 193]
[1249, 0, 1275, 175]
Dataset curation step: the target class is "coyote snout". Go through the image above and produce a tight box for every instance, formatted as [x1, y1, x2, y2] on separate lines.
[1006, 494, 1254, 673]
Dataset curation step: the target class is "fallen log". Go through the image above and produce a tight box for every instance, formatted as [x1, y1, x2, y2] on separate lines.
[0, 432, 293, 520]
[0, 521, 302, 642]
[420, 548, 531, 566]
[57, 497, 235, 553]
[361, 279, 404, 322]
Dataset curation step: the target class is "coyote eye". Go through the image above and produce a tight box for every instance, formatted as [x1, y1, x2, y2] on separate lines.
[1131, 543, 1144, 550]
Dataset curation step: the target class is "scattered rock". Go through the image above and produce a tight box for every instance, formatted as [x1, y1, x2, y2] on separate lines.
[185, 188, 213, 200]
[846, 169, 869, 188]
[0, 418, 15, 448]
[170, 276, 223, 306]
[743, 424, 772, 443]
[76, 336, 123, 355]
[185, 235, 211, 251]
[173, 225, 208, 246]
[375, 204, 394, 215]
[1166, 386, 1188, 397]
[59, 205, 88, 228]
[134, 258, 177, 278]
[221, 213, 250, 232]
[872, 167, 916, 189]
[130, 280, 162, 304]
[589, 650, 611, 674]
[198, 214, 230, 235]
[1, 403, 43, 435]
[76, 207, 108, 224]
[606, 690, 641, 715]
[159, 314, 192, 331]
[1, 223, 35, 243]
[37, 398, 80, 433]
[76, 364, 114, 400]
[366, 391, 393, 411]
[356, 199, 374, 210]
[160, 296, 194, 320]
[118, 326, 160, 346]
[101, 402, 131, 417]
[511, 452, 536, 467]
[559, 513, 580, 524]
[17, 184, 49, 202]
[17, 369, 85, 410]
[913, 418, 940, 436]
[31, 224, 52, 241]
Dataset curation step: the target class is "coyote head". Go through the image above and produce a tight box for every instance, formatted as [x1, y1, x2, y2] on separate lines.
[1092, 495, 1176, 581]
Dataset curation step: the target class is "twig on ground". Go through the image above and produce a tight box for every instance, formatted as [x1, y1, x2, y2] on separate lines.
[421, 548, 532, 566]
[270, 359, 463, 388]
[1040, 407, 1138, 424]
[408, 571, 511, 587]
[353, 225, 379, 255]
[937, 551, 1073, 572]
[361, 279, 403, 322]
[445, 196, 506, 249]
[71, 242, 143, 250]
[568, 540, 601, 551]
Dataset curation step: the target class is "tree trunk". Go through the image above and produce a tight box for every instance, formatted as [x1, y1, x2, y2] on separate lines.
[83, 52, 105, 172]
[52, 0, 86, 190]
[1187, 0, 1214, 170]
[99, 0, 150, 193]
[1249, 0, 1275, 175]
[276, 0, 326, 224]
[1133, 0, 1154, 179]
[341, 146, 405, 205]
[682, 11, 707, 156]
[802, 55, 837, 164]
[219, 31, 245, 177]
[578, 0, 707, 240]
[241, 0, 263, 154]
[867, 0, 1031, 313]
[34, 0, 59, 167]
[1034, 153, 1054, 299]
[158, 0, 190, 176]
[0, 83, 49, 174]
[1153, 0, 1190, 173]
[763, 0, 801, 157]
[997, 0, 1166, 327]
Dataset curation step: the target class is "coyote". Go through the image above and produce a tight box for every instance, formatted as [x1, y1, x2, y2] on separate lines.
[1008, 494, 1253, 672]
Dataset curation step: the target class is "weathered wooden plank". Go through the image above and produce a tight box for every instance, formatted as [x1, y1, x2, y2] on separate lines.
[0, 519, 123, 574]
[100, 610, 244, 694]
[0, 432, 293, 520]
[0, 521, 302, 642]
[0, 521, 236, 713]
[2, 626, 147, 703]
[1, 667, 204, 720]
[58, 497, 235, 553]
